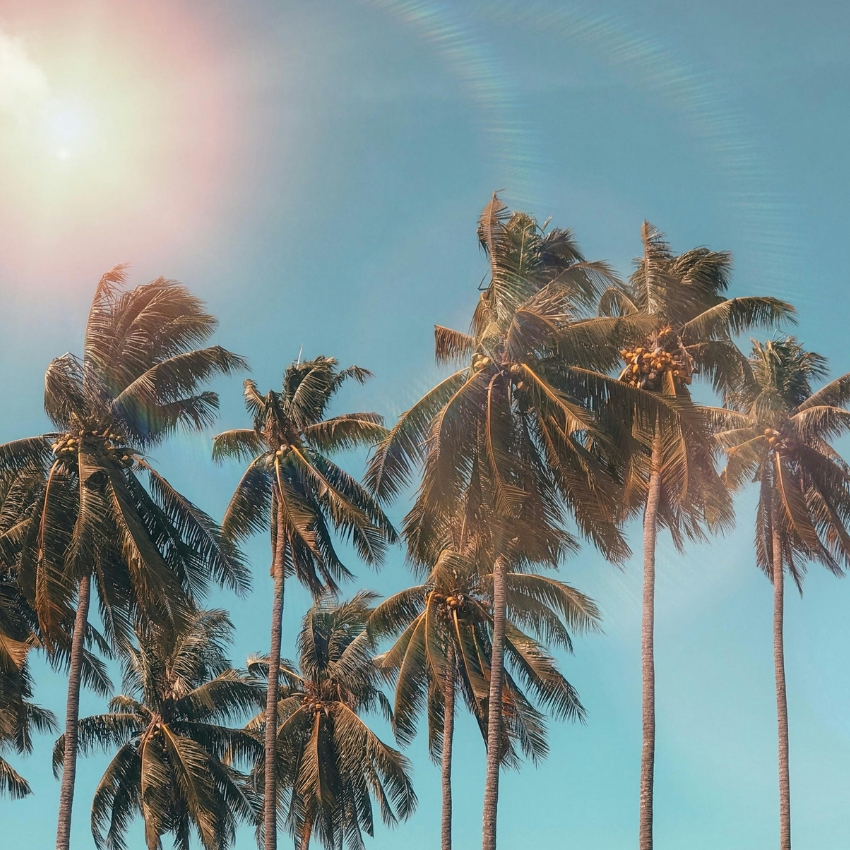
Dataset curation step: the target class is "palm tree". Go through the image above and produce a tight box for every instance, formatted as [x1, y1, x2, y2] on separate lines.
[213, 357, 397, 850]
[715, 337, 850, 850]
[0, 570, 57, 798]
[368, 546, 600, 850]
[53, 608, 264, 850]
[251, 592, 416, 850]
[367, 196, 691, 850]
[599, 224, 793, 850]
[0, 267, 249, 849]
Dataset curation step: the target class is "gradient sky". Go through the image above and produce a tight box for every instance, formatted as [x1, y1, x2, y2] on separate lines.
[1, 1, 850, 847]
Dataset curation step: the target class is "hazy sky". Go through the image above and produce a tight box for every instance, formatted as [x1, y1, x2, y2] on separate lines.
[1, 1, 850, 847]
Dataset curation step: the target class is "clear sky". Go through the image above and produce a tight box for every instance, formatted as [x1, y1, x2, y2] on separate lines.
[1, 1, 849, 847]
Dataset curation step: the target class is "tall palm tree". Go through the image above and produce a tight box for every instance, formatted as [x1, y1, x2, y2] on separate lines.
[0, 570, 57, 798]
[251, 592, 416, 850]
[367, 196, 690, 850]
[0, 267, 249, 849]
[369, 546, 600, 850]
[53, 608, 264, 850]
[213, 357, 397, 850]
[715, 337, 850, 850]
[599, 224, 793, 850]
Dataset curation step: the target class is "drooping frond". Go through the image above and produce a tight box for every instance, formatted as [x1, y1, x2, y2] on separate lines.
[212, 429, 265, 463]
[680, 297, 795, 343]
[302, 415, 387, 454]
[365, 370, 468, 500]
[434, 326, 476, 365]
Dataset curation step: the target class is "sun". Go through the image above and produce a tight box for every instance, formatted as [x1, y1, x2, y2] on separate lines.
[40, 98, 95, 160]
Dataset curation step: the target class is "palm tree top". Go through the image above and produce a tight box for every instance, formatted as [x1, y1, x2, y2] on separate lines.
[254, 593, 416, 850]
[213, 356, 396, 596]
[46, 266, 248, 446]
[601, 222, 795, 397]
[730, 337, 829, 416]
[370, 548, 597, 763]
[0, 268, 250, 643]
[718, 335, 850, 587]
[286, 590, 388, 713]
[54, 609, 264, 850]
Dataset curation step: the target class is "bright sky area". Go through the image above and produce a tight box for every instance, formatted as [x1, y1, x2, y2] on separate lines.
[1, 1, 849, 847]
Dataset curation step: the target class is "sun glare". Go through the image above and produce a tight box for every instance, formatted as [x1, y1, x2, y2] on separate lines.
[0, 5, 241, 279]
[41, 99, 95, 160]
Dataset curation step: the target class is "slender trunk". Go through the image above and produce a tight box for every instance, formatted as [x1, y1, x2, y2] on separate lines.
[482, 555, 507, 850]
[772, 510, 791, 850]
[639, 438, 662, 850]
[441, 649, 455, 850]
[56, 573, 92, 850]
[264, 507, 286, 850]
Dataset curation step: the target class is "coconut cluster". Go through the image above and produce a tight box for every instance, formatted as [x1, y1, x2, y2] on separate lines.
[51, 435, 80, 460]
[51, 429, 134, 469]
[764, 428, 792, 452]
[619, 328, 692, 392]
[274, 443, 291, 459]
[471, 354, 532, 397]
[507, 362, 527, 392]
[425, 590, 467, 618]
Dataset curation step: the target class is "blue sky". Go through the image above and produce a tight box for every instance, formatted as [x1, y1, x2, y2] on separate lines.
[1, 0, 850, 847]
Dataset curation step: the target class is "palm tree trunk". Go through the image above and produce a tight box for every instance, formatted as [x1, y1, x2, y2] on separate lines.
[482, 555, 507, 850]
[441, 649, 455, 850]
[264, 507, 286, 850]
[56, 573, 92, 850]
[639, 437, 662, 850]
[772, 514, 791, 850]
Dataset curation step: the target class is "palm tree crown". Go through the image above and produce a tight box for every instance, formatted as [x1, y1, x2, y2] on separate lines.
[214, 357, 396, 594]
[54, 609, 265, 850]
[255, 592, 416, 850]
[599, 222, 795, 535]
[0, 266, 250, 643]
[601, 223, 793, 396]
[369, 547, 599, 766]
[719, 336, 850, 585]
[369, 195, 659, 564]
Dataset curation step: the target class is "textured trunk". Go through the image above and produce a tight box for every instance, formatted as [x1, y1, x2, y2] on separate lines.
[56, 573, 92, 850]
[264, 507, 286, 850]
[772, 512, 791, 850]
[639, 438, 662, 850]
[441, 651, 455, 850]
[482, 555, 507, 850]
